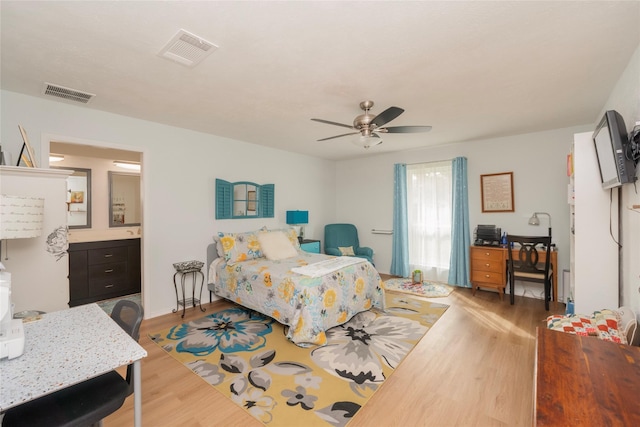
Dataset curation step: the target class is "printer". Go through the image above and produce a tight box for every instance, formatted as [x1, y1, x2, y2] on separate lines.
[474, 225, 501, 247]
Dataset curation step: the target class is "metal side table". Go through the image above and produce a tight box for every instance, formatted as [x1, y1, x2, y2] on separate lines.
[172, 260, 206, 318]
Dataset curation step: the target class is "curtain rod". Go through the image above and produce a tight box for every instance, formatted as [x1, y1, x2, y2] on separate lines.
[401, 158, 455, 166]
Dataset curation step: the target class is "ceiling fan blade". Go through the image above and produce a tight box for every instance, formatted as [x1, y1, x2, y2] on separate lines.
[317, 132, 359, 142]
[370, 106, 404, 128]
[311, 118, 354, 130]
[378, 125, 432, 134]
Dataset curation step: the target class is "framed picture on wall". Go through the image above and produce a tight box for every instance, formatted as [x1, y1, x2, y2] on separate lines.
[17, 125, 38, 168]
[480, 172, 514, 212]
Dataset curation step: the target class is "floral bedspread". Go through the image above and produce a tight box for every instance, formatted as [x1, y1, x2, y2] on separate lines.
[211, 251, 385, 346]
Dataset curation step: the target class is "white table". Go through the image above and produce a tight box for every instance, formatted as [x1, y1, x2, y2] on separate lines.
[0, 303, 147, 426]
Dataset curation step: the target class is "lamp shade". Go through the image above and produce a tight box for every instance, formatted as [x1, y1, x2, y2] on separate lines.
[0, 195, 45, 239]
[286, 210, 308, 225]
[351, 134, 382, 149]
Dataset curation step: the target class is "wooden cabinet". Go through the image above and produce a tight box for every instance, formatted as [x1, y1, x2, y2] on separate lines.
[68, 238, 141, 307]
[470, 246, 506, 299]
[300, 239, 321, 253]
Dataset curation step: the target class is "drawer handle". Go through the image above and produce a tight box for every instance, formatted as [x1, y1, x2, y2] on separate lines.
[485, 263, 490, 267]
[485, 274, 490, 278]
[104, 269, 114, 273]
[104, 254, 113, 258]
[105, 284, 114, 289]
[485, 252, 490, 256]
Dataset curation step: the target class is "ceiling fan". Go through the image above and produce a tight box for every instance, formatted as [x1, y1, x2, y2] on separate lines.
[311, 100, 432, 148]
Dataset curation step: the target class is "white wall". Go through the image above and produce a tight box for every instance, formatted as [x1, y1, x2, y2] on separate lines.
[599, 44, 640, 322]
[335, 43, 640, 319]
[334, 126, 588, 289]
[1, 90, 336, 317]
[2, 43, 637, 319]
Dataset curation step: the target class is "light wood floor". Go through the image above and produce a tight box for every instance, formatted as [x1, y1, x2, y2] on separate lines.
[105, 283, 564, 427]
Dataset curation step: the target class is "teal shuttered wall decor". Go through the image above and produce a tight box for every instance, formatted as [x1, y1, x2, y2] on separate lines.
[215, 179, 275, 219]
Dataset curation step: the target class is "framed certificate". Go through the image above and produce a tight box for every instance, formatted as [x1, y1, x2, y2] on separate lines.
[481, 172, 514, 212]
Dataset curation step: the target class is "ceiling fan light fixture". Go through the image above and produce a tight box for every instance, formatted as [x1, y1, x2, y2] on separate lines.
[351, 134, 382, 149]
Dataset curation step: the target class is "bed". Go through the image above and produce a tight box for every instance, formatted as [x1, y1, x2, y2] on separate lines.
[206, 227, 385, 346]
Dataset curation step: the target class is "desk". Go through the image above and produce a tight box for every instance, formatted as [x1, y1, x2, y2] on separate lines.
[0, 304, 147, 426]
[534, 327, 640, 426]
[470, 246, 558, 302]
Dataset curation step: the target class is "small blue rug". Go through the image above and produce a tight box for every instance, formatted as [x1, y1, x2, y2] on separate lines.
[383, 278, 454, 298]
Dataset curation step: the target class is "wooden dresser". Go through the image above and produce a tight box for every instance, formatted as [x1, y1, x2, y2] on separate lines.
[68, 238, 141, 307]
[470, 246, 506, 299]
[535, 327, 640, 426]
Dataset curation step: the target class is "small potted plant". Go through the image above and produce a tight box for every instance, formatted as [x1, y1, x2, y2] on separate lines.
[412, 269, 422, 284]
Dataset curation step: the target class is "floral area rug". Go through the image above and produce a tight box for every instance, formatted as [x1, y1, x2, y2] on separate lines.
[383, 278, 455, 298]
[149, 293, 448, 427]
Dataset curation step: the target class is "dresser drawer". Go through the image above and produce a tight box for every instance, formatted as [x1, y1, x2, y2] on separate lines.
[89, 277, 129, 297]
[471, 270, 504, 285]
[88, 247, 128, 265]
[471, 247, 503, 262]
[472, 259, 503, 274]
[88, 262, 127, 280]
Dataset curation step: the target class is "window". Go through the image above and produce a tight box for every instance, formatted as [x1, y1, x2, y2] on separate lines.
[406, 161, 452, 281]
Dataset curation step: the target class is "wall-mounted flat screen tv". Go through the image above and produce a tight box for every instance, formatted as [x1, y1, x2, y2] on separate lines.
[592, 110, 637, 190]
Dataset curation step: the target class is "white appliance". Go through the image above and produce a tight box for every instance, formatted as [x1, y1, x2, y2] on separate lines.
[0, 266, 25, 359]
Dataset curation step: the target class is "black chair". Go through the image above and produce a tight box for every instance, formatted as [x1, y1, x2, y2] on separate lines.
[506, 235, 553, 310]
[3, 300, 144, 427]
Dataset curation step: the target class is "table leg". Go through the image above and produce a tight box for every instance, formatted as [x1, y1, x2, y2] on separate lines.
[197, 270, 206, 313]
[191, 271, 196, 307]
[180, 273, 187, 317]
[172, 272, 180, 314]
[133, 359, 142, 427]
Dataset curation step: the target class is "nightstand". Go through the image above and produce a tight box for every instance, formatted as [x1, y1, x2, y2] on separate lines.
[300, 239, 321, 253]
[470, 246, 506, 299]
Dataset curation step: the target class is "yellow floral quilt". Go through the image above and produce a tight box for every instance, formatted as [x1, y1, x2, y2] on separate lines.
[211, 251, 385, 346]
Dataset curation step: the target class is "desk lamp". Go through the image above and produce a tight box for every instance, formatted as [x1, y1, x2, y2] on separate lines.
[286, 210, 309, 242]
[528, 212, 552, 239]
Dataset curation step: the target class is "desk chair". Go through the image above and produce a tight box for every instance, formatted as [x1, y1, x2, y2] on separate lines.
[506, 235, 553, 310]
[2, 300, 144, 427]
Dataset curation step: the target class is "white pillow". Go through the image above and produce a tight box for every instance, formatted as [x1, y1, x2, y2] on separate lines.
[258, 231, 298, 260]
[339, 246, 355, 256]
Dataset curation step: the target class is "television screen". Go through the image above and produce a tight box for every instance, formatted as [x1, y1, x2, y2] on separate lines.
[592, 110, 636, 190]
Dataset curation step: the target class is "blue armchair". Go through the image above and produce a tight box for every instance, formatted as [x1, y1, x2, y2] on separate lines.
[324, 223, 374, 264]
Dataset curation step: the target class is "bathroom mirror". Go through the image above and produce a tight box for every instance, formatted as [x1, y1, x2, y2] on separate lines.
[109, 171, 141, 227]
[65, 168, 92, 229]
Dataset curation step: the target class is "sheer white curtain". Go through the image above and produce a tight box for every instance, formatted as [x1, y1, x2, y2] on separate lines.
[406, 161, 452, 282]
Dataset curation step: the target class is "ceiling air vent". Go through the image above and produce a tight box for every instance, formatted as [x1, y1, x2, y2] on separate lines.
[42, 83, 95, 104]
[159, 29, 218, 67]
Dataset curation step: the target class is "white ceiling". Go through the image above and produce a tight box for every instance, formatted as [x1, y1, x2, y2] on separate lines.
[2, 1, 639, 161]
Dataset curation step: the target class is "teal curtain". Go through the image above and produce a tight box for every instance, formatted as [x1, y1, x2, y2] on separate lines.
[448, 157, 471, 287]
[391, 163, 410, 277]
